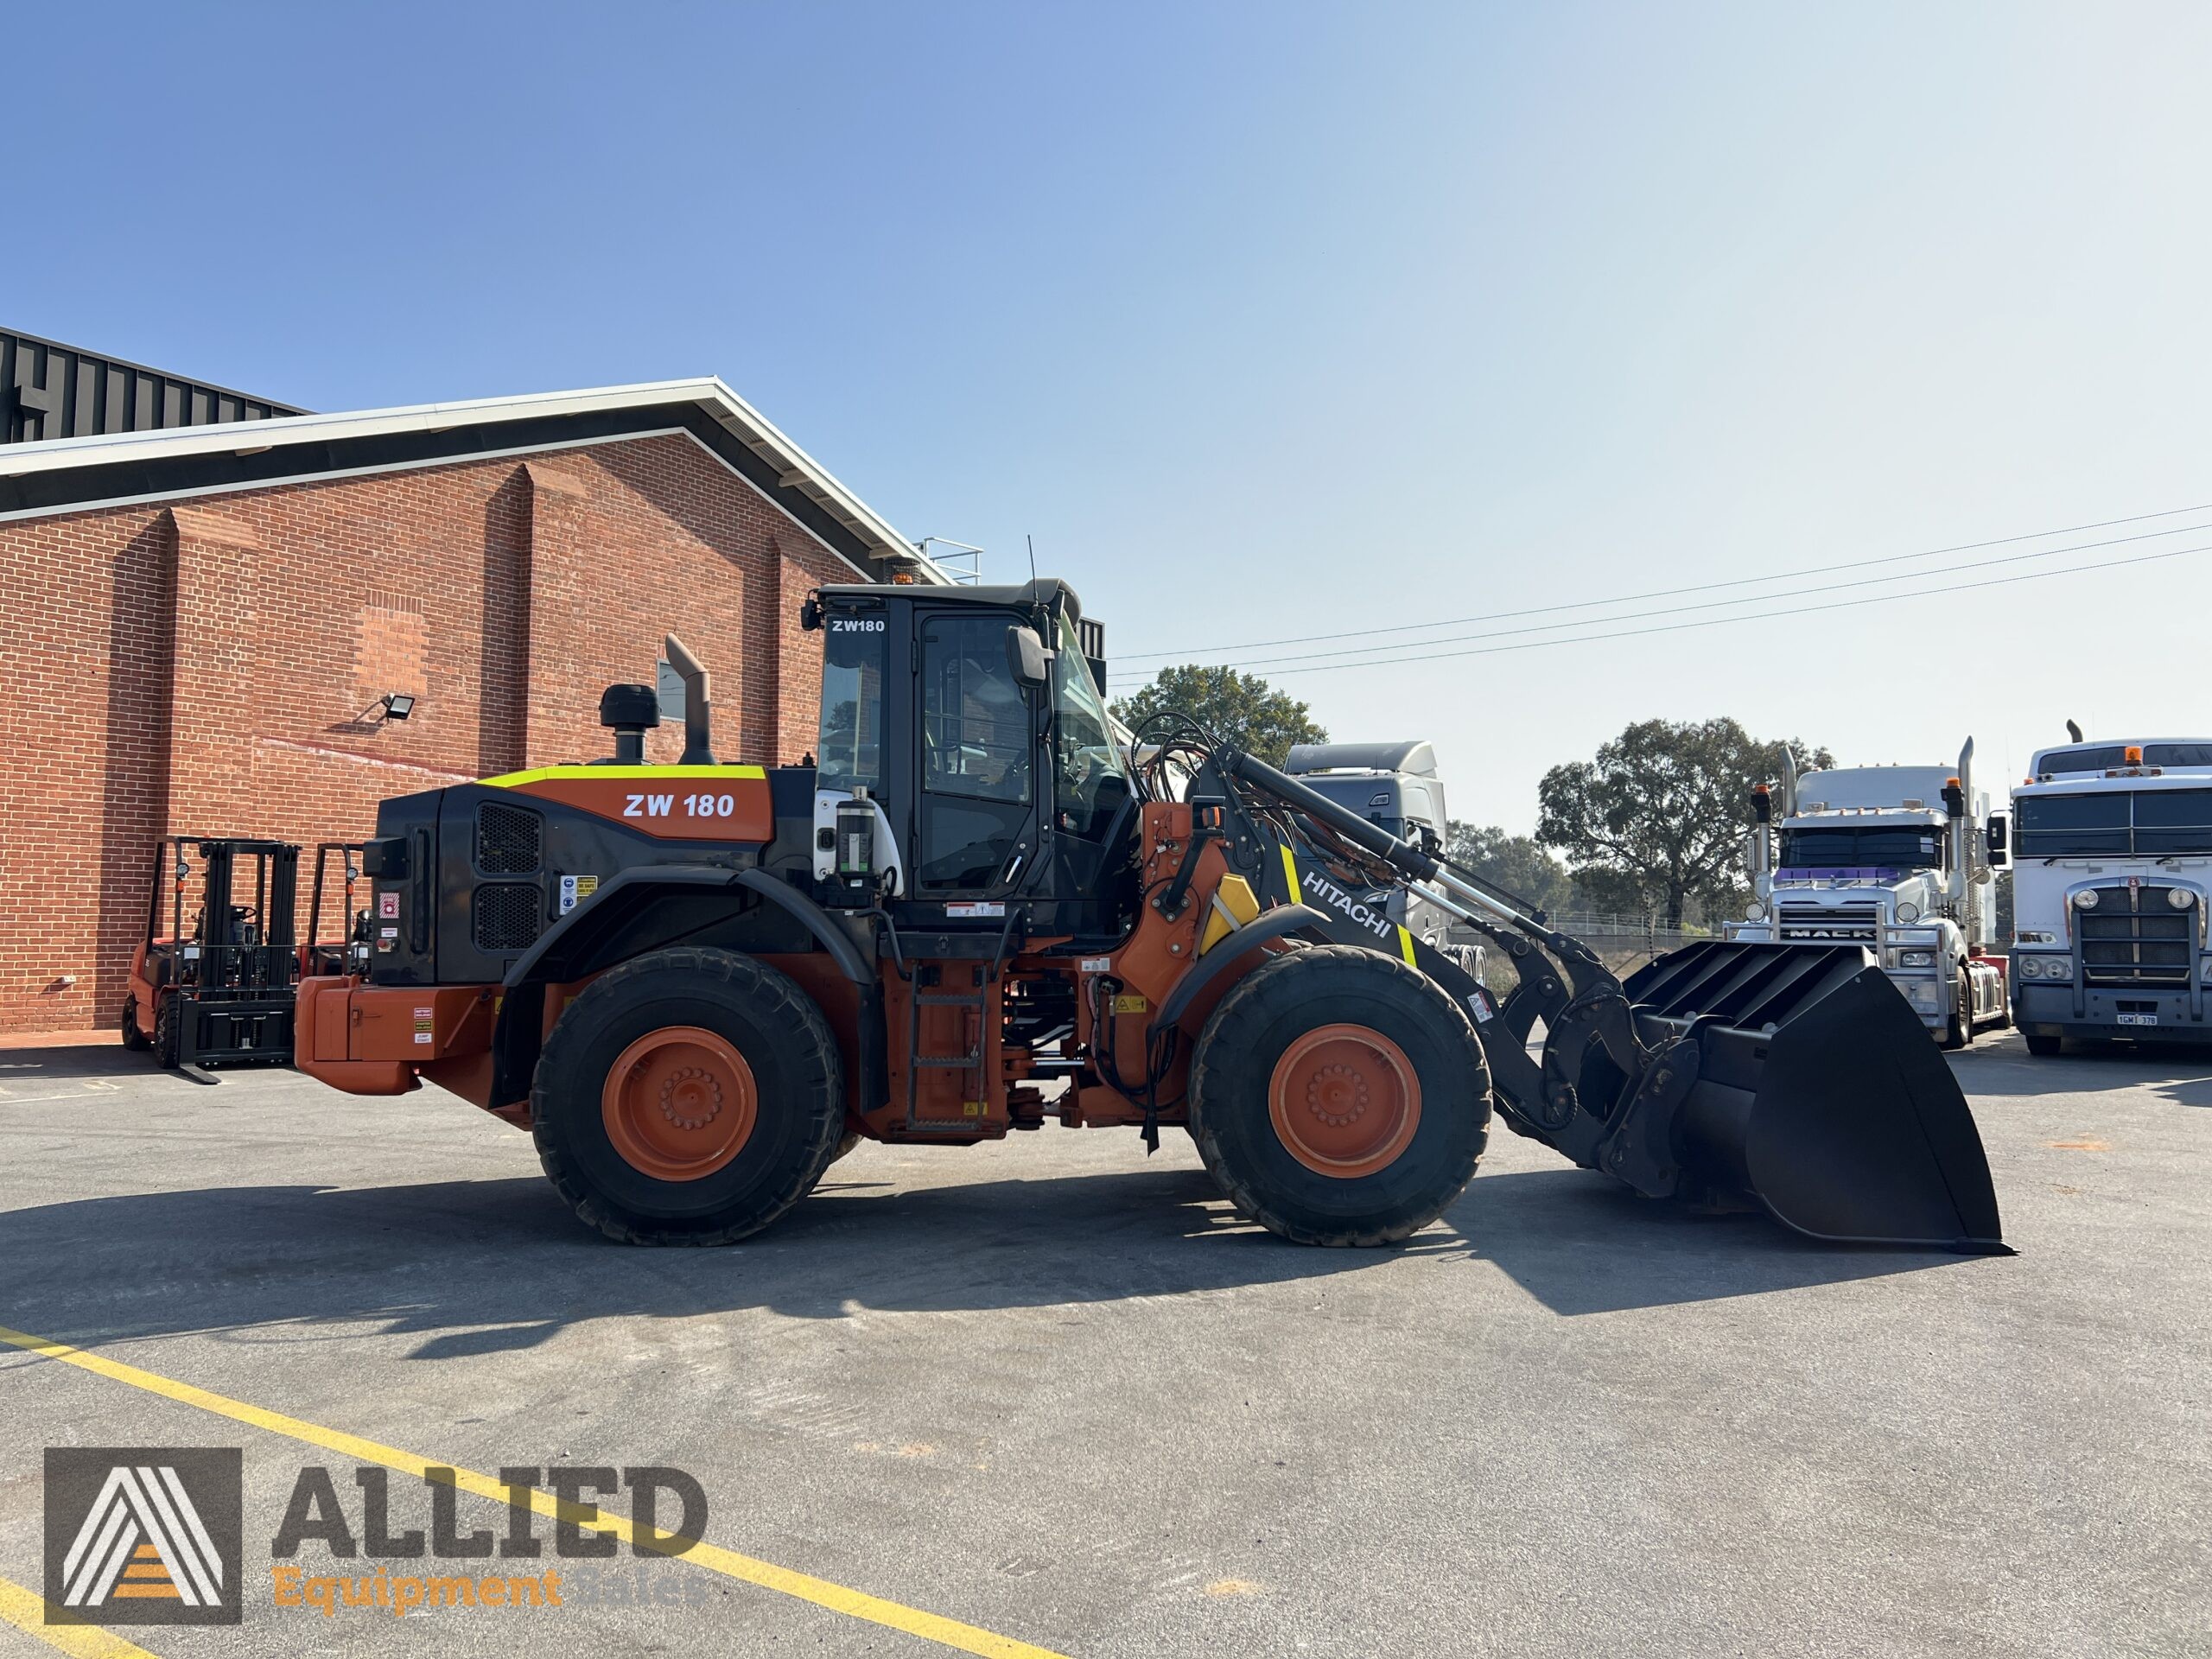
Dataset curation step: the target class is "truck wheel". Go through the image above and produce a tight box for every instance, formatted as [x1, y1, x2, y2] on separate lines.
[120, 997, 150, 1052]
[1189, 945, 1491, 1246]
[532, 947, 845, 1245]
[2024, 1033, 2063, 1058]
[1940, 969, 1970, 1050]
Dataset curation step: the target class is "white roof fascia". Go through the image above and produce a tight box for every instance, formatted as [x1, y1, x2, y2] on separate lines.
[0, 375, 949, 584]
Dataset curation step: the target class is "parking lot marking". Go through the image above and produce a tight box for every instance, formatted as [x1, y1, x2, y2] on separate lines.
[0, 1572, 165, 1659]
[0, 1324, 1069, 1659]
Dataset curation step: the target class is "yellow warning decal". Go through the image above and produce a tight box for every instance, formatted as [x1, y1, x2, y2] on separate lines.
[1110, 994, 1149, 1015]
[1279, 842, 1300, 900]
[480, 764, 768, 788]
[1396, 925, 1417, 964]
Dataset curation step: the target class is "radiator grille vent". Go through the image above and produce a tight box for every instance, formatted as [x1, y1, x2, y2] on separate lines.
[472, 882, 543, 952]
[476, 802, 543, 874]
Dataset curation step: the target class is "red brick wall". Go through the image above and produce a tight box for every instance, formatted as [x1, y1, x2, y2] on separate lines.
[0, 433, 860, 1032]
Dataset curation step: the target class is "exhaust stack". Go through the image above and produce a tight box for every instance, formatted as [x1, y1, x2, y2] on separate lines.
[664, 633, 715, 766]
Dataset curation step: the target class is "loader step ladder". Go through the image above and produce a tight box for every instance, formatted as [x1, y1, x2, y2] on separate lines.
[905, 964, 989, 1132]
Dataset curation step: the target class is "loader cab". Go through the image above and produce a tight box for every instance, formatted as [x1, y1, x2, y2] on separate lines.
[809, 579, 1136, 939]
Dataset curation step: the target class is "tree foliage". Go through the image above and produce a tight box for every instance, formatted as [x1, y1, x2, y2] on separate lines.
[1446, 822, 1581, 917]
[1109, 664, 1326, 767]
[1535, 718, 1833, 928]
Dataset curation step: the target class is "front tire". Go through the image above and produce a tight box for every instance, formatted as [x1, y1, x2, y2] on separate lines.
[1940, 968, 1971, 1050]
[533, 947, 845, 1245]
[153, 994, 181, 1068]
[1189, 945, 1491, 1246]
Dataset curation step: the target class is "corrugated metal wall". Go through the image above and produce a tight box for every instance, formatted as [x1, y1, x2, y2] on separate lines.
[2, 327, 304, 445]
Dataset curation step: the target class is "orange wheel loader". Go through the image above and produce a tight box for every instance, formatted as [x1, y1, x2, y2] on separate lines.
[295, 582, 2006, 1252]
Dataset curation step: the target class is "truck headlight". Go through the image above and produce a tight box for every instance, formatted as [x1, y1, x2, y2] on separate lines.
[1896, 901, 1921, 923]
[1745, 899, 1766, 921]
[2170, 887, 2196, 909]
[1899, 950, 1935, 968]
[2072, 889, 2100, 910]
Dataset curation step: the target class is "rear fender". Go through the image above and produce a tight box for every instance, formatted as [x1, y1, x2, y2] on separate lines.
[488, 866, 874, 1109]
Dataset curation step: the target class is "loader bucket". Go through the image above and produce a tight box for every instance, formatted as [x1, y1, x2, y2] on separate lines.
[1608, 942, 2006, 1252]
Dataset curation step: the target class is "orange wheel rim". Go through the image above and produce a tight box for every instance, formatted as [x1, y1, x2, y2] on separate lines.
[1267, 1023, 1421, 1179]
[601, 1026, 757, 1182]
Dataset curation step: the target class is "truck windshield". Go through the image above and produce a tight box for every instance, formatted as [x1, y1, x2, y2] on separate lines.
[817, 613, 887, 793]
[2017, 789, 2212, 857]
[1300, 778, 1408, 840]
[1780, 826, 1942, 869]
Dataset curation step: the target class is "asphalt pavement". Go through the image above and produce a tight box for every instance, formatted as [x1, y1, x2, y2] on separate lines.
[0, 1031, 2205, 1657]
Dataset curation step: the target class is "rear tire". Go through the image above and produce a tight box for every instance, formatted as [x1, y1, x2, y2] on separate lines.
[120, 997, 150, 1052]
[1189, 945, 1491, 1246]
[532, 947, 844, 1245]
[2024, 1032, 2063, 1058]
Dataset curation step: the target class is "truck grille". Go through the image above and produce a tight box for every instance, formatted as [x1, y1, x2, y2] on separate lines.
[1777, 904, 1880, 944]
[2079, 884, 2194, 987]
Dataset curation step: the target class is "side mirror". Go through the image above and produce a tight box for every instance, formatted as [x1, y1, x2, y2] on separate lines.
[1007, 625, 1053, 689]
[1986, 816, 2009, 868]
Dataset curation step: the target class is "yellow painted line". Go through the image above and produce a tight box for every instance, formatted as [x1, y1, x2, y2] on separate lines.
[1395, 925, 1417, 965]
[0, 1572, 164, 1659]
[0, 1324, 1067, 1659]
[480, 764, 768, 787]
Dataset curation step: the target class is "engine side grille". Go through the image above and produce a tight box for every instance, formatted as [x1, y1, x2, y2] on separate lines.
[1777, 904, 1880, 944]
[476, 802, 543, 874]
[472, 882, 543, 952]
[2080, 884, 2194, 986]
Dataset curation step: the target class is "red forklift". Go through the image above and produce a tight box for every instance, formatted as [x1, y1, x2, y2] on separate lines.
[122, 836, 302, 1069]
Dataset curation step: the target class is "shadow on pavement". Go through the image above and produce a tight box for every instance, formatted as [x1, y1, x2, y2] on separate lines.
[0, 1154, 1979, 1357]
[1446, 1165, 1971, 1315]
[1955, 1038, 2212, 1101]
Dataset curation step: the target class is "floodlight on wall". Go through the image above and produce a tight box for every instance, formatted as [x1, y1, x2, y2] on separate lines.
[380, 693, 416, 721]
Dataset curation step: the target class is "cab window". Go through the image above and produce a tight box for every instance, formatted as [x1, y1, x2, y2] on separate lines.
[918, 615, 1032, 891]
[1051, 617, 1128, 838]
[817, 613, 887, 793]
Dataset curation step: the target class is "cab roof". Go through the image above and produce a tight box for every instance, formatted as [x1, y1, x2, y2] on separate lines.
[817, 577, 1086, 623]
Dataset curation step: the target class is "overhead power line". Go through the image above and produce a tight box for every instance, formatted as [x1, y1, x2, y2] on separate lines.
[1109, 499, 2212, 665]
[1141, 540, 2212, 680]
[1105, 518, 2212, 681]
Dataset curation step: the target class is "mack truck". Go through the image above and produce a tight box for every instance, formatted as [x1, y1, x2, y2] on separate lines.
[1734, 741, 2009, 1047]
[2010, 729, 2212, 1055]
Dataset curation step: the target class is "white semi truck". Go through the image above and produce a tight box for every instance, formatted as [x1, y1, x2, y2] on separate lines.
[2009, 731, 2212, 1055]
[1735, 741, 2009, 1046]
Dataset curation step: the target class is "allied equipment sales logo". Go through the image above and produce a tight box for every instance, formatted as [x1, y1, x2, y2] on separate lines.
[44, 1449, 710, 1627]
[44, 1448, 244, 1625]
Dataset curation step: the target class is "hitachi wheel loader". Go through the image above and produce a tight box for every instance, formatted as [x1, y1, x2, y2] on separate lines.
[296, 580, 2006, 1253]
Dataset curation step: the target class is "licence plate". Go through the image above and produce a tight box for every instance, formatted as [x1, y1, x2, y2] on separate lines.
[2117, 1013, 2159, 1027]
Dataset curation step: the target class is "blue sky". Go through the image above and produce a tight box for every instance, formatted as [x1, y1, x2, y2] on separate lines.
[11, 3, 2211, 831]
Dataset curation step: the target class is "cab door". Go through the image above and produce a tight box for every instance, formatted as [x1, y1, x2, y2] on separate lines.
[913, 612, 1038, 899]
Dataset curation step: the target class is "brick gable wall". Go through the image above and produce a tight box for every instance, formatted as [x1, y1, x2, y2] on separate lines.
[0, 432, 856, 1032]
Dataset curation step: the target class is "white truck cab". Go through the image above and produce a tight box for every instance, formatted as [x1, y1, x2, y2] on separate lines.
[2010, 734, 2212, 1054]
[1734, 741, 2008, 1046]
[1285, 741, 1457, 950]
